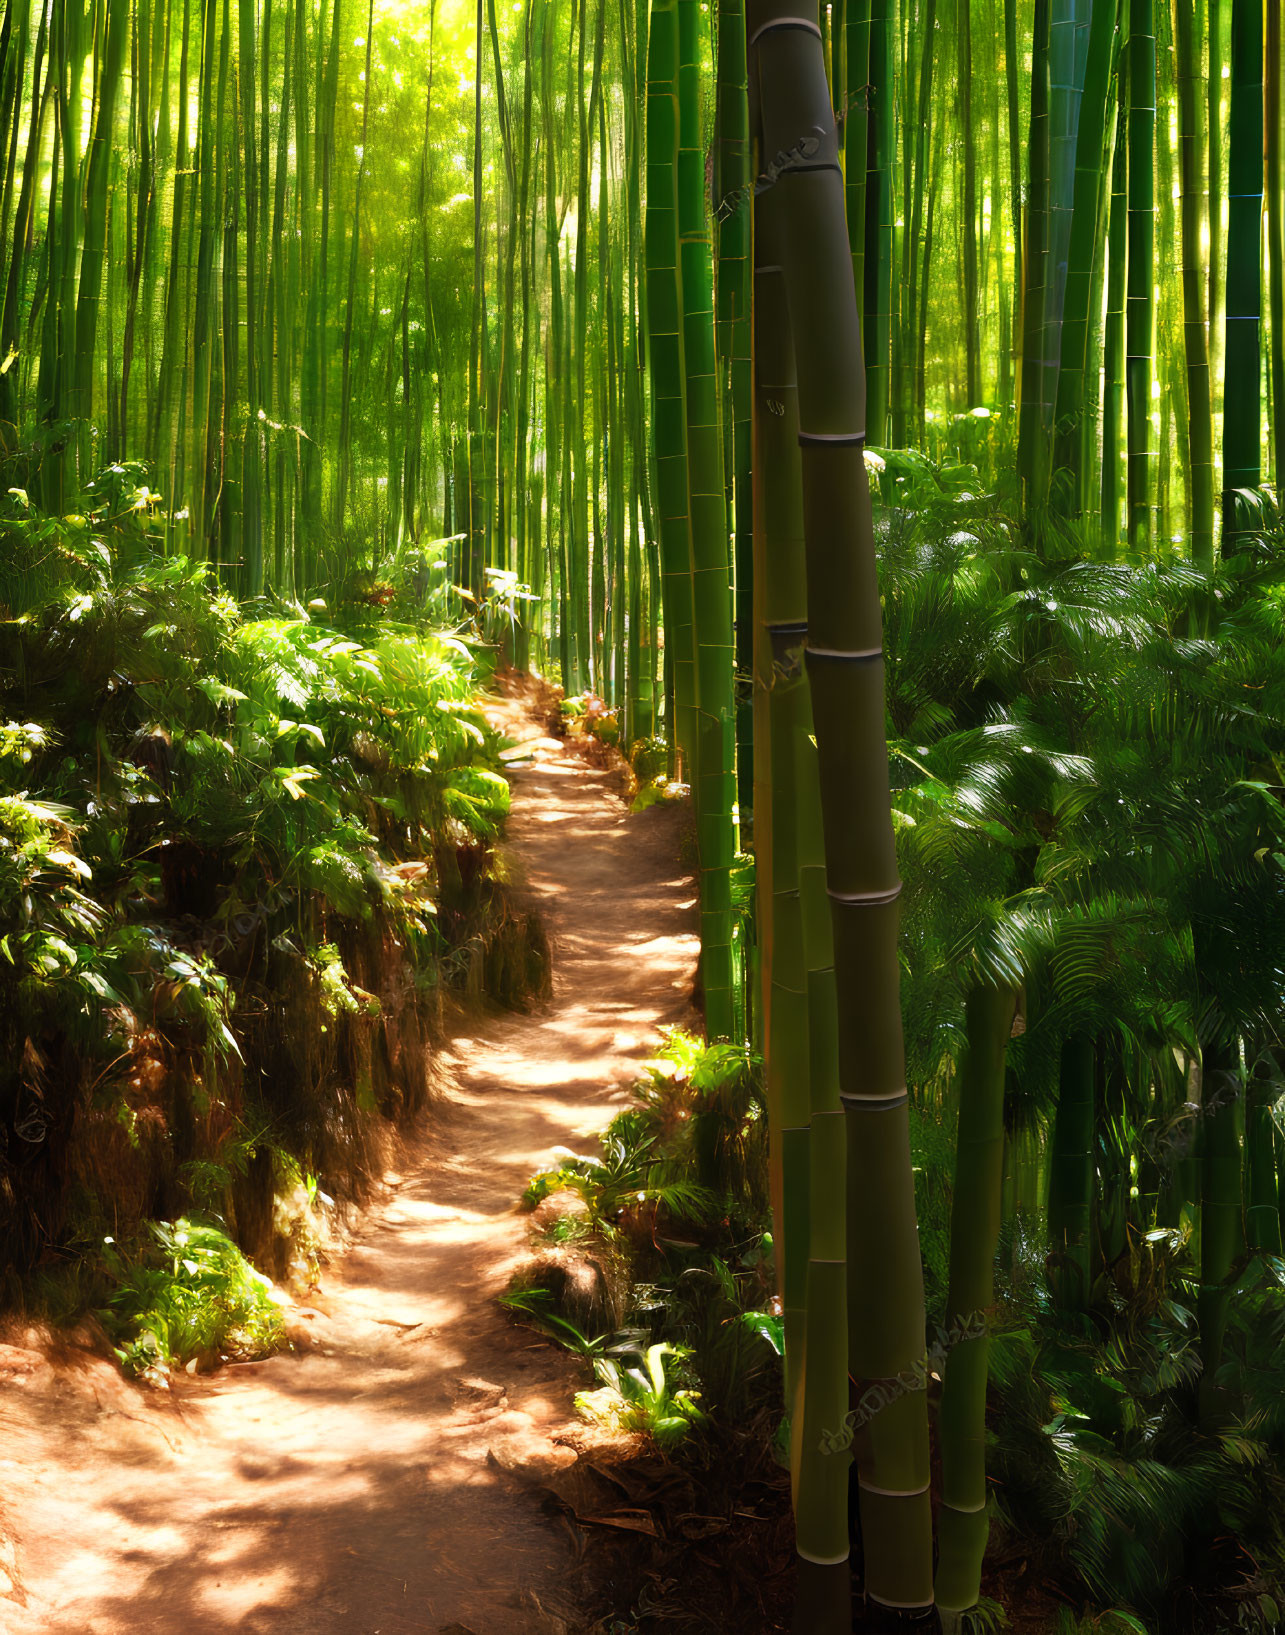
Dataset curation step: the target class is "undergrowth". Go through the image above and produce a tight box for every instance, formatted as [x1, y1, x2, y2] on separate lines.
[507, 1029, 779, 1443]
[974, 1223, 1285, 1635]
[0, 463, 547, 1345]
[504, 1030, 791, 1631]
[100, 1216, 285, 1379]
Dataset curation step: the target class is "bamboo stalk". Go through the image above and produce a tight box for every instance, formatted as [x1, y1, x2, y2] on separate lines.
[936, 982, 1019, 1625]
[1050, 0, 1119, 518]
[1126, 0, 1156, 549]
[863, 0, 893, 446]
[646, 0, 698, 776]
[1101, 63, 1127, 550]
[1176, 0, 1214, 565]
[1222, 0, 1264, 548]
[750, 1, 934, 1616]
[0, 0, 49, 430]
[959, 0, 979, 409]
[1198, 1043, 1247, 1425]
[678, 0, 737, 1040]
[1047, 1031, 1094, 1309]
[1018, 0, 1051, 515]
[715, 0, 753, 827]
[1268, 0, 1284, 498]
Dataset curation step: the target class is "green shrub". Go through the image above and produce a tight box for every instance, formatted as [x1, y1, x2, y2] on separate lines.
[575, 1341, 707, 1448]
[628, 736, 668, 782]
[0, 464, 541, 1308]
[511, 1034, 780, 1450]
[99, 1216, 286, 1377]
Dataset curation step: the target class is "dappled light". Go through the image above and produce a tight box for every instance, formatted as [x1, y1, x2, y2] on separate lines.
[1, 0, 1284, 1625]
[0, 694, 702, 1634]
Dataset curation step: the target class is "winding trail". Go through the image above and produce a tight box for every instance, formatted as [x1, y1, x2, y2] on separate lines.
[0, 689, 699, 1635]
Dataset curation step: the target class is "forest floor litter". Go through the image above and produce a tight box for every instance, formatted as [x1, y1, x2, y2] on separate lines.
[0, 676, 705, 1635]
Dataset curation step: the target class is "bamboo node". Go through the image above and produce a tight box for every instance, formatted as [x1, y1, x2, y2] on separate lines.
[805, 644, 883, 663]
[777, 160, 845, 182]
[858, 1477, 932, 1499]
[840, 1090, 909, 1111]
[748, 16, 824, 45]
[826, 880, 901, 902]
[797, 429, 867, 445]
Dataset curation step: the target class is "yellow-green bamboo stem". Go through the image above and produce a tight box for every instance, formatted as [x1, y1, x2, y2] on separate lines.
[935, 982, 1018, 1623]
[678, 0, 737, 1039]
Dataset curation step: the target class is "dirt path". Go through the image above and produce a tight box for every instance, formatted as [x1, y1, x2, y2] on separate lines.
[0, 691, 700, 1635]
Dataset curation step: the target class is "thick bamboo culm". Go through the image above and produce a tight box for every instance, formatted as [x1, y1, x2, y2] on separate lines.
[749, 0, 934, 1620]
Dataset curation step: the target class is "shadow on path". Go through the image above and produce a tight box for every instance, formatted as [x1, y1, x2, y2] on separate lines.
[0, 687, 699, 1635]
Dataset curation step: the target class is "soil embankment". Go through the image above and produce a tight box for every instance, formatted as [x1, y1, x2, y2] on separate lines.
[0, 680, 700, 1635]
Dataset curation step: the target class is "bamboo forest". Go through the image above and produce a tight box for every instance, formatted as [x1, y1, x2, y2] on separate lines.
[3, 0, 1285, 1630]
